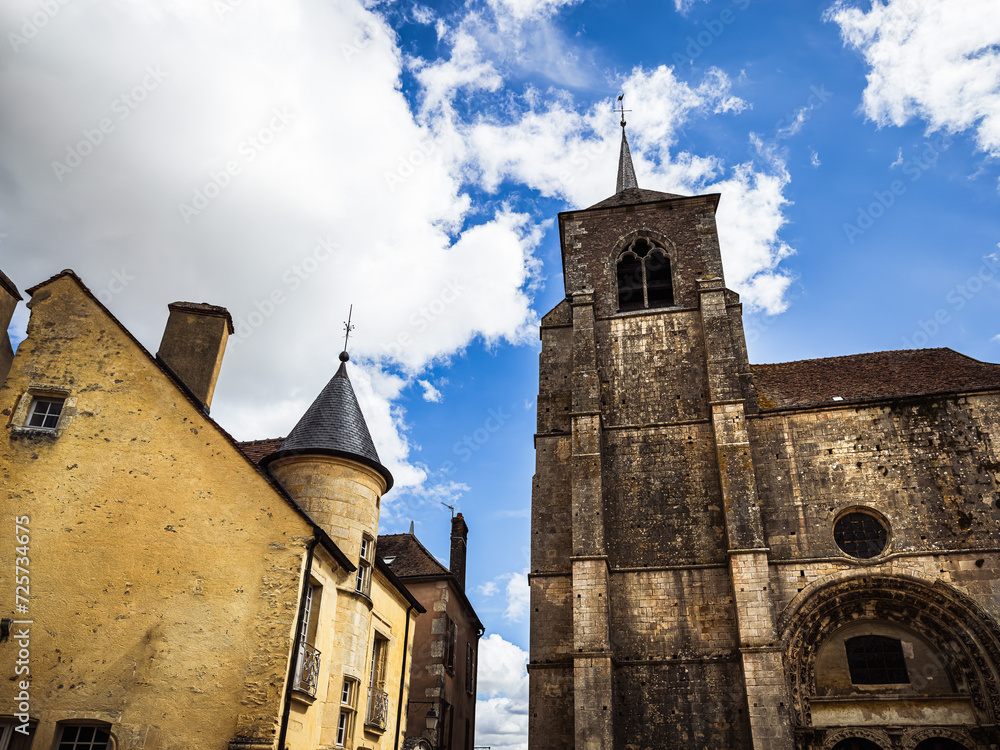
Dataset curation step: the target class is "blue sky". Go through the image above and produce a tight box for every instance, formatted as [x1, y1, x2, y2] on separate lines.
[2, 0, 999, 746]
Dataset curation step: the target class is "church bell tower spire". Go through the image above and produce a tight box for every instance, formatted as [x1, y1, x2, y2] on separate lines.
[615, 94, 638, 194]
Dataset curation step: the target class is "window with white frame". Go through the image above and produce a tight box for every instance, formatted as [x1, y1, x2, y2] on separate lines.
[27, 397, 64, 429]
[366, 634, 390, 729]
[337, 676, 359, 747]
[293, 581, 323, 696]
[355, 536, 373, 597]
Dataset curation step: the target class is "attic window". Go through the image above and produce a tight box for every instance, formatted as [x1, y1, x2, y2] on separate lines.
[382, 556, 396, 565]
[617, 238, 674, 312]
[27, 397, 64, 429]
[10, 385, 75, 436]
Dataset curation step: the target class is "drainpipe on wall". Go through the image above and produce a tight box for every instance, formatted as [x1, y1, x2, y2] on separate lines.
[394, 603, 416, 750]
[278, 535, 318, 750]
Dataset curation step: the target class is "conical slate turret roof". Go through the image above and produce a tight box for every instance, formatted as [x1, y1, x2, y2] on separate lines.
[262, 352, 393, 490]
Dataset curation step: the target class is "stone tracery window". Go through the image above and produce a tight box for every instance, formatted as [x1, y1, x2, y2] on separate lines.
[616, 237, 674, 311]
[833, 510, 888, 559]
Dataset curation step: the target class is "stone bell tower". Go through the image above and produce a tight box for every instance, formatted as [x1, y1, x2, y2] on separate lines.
[528, 112, 790, 749]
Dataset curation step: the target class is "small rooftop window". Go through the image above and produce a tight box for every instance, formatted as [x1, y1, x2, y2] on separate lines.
[27, 397, 64, 429]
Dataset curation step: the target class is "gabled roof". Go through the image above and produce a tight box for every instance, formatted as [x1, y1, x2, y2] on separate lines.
[378, 531, 484, 633]
[22, 269, 356, 574]
[378, 533, 452, 578]
[261, 353, 393, 491]
[752, 348, 1000, 409]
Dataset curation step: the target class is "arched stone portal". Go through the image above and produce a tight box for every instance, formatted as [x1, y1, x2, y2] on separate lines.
[780, 573, 1000, 750]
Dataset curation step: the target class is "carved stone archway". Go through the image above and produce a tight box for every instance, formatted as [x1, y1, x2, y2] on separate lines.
[822, 726, 894, 749]
[902, 726, 982, 750]
[780, 574, 1000, 734]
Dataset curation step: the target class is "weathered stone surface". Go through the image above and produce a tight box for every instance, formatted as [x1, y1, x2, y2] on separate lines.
[530, 189, 1000, 750]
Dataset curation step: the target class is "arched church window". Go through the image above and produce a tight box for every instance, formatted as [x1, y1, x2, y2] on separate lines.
[845, 634, 909, 684]
[834, 509, 888, 558]
[616, 238, 674, 311]
[832, 740, 883, 750]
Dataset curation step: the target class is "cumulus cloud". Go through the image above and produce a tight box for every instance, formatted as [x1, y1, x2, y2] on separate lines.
[478, 581, 500, 596]
[826, 0, 1000, 156]
[417, 379, 443, 402]
[465, 66, 793, 313]
[476, 634, 529, 750]
[0, 0, 545, 496]
[477, 569, 530, 622]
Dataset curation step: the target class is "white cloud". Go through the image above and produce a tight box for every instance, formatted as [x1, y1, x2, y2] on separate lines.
[478, 581, 500, 596]
[0, 0, 544, 496]
[890, 147, 904, 168]
[810, 150, 821, 168]
[486, 0, 583, 22]
[674, 0, 711, 14]
[464, 67, 793, 313]
[504, 569, 530, 622]
[477, 568, 530, 621]
[476, 634, 529, 750]
[417, 379, 443, 403]
[826, 0, 1000, 156]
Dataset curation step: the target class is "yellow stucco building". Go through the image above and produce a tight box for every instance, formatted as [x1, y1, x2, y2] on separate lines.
[0, 269, 422, 750]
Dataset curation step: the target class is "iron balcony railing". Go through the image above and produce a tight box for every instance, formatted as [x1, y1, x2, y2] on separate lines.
[366, 686, 389, 729]
[293, 641, 321, 696]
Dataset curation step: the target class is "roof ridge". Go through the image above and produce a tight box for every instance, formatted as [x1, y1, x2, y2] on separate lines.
[378, 532, 452, 577]
[751, 347, 966, 368]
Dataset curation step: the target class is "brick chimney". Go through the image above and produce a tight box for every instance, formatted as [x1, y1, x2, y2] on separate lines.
[450, 513, 469, 590]
[0, 269, 22, 388]
[156, 302, 234, 412]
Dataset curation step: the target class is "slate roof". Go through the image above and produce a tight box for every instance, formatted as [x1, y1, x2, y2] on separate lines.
[586, 187, 687, 210]
[377, 533, 452, 578]
[260, 354, 393, 490]
[752, 348, 1000, 409]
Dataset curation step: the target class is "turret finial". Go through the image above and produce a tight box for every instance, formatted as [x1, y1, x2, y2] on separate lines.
[341, 304, 354, 361]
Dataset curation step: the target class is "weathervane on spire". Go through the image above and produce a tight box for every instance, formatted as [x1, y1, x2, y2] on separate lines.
[341, 305, 355, 361]
[616, 93, 631, 129]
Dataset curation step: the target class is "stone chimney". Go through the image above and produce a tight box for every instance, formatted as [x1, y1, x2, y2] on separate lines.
[0, 269, 22, 388]
[156, 302, 234, 412]
[450, 513, 469, 590]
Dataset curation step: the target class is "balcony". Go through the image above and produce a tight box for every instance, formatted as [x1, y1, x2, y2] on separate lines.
[365, 686, 389, 730]
[293, 641, 321, 697]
